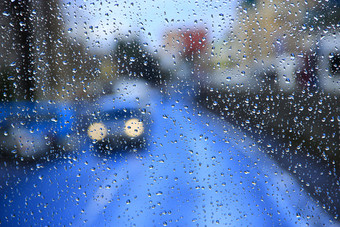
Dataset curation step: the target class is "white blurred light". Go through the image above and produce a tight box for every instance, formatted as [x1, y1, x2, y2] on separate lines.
[88, 122, 107, 141]
[124, 118, 144, 138]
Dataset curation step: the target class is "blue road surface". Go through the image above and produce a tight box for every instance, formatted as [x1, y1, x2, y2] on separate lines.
[0, 89, 337, 226]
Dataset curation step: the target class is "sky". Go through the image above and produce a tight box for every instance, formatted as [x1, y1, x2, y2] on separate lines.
[61, 0, 238, 53]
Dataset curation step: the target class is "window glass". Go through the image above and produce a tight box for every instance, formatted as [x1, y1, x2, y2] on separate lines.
[0, 0, 338, 225]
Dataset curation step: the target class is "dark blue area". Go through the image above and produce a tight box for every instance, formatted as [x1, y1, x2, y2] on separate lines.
[0, 91, 335, 226]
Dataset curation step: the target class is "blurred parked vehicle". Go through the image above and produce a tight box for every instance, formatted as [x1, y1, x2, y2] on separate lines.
[317, 33, 340, 94]
[0, 101, 75, 159]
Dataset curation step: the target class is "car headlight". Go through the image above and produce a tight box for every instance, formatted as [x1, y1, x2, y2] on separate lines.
[87, 122, 107, 141]
[124, 118, 144, 138]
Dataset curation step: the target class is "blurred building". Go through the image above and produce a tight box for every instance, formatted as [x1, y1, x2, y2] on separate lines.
[210, 0, 339, 94]
[160, 27, 212, 88]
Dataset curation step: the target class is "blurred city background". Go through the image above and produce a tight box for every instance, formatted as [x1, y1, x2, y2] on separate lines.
[0, 0, 339, 219]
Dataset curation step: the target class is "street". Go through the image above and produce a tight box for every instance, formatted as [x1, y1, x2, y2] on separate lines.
[0, 89, 336, 226]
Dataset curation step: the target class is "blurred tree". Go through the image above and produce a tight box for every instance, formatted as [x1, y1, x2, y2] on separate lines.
[0, 67, 16, 102]
[4, 0, 35, 100]
[34, 0, 95, 100]
[113, 38, 168, 86]
[0, 0, 95, 101]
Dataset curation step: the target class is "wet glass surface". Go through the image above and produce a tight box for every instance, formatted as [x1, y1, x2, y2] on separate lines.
[0, 0, 339, 225]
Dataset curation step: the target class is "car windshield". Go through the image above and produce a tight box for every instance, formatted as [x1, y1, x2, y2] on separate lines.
[0, 0, 339, 225]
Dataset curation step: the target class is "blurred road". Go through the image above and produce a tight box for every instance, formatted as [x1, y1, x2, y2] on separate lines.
[0, 89, 336, 226]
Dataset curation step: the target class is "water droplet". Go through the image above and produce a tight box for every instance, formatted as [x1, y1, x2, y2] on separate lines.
[2, 11, 10, 16]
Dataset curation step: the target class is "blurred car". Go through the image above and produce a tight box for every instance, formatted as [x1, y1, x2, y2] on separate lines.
[0, 101, 75, 159]
[84, 79, 153, 152]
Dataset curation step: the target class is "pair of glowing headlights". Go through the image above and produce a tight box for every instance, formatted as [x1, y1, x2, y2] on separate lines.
[87, 118, 144, 141]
